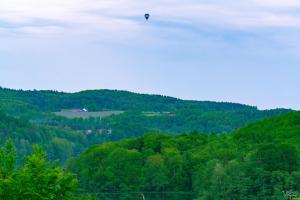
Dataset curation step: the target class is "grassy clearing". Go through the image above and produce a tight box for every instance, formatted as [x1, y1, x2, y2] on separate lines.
[142, 112, 176, 117]
[54, 110, 124, 119]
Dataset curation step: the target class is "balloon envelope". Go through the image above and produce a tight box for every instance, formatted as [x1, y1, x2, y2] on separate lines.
[144, 14, 150, 20]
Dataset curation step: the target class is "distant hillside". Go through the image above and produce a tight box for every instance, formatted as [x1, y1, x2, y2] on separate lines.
[0, 111, 89, 163]
[68, 112, 300, 200]
[0, 87, 284, 112]
[0, 87, 292, 139]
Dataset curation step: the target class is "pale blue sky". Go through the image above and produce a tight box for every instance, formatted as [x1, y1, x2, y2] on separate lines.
[0, 0, 300, 109]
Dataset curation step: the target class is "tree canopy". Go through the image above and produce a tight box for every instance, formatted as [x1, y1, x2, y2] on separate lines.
[68, 112, 300, 200]
[0, 140, 95, 200]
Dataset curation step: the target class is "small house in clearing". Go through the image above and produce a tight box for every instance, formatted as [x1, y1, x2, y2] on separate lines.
[66, 108, 88, 113]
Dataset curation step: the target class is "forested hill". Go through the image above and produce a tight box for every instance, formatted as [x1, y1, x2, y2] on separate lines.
[0, 87, 281, 112]
[0, 111, 88, 163]
[68, 111, 300, 200]
[0, 87, 292, 137]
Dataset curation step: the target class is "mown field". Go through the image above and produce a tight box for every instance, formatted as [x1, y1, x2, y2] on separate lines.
[54, 110, 124, 119]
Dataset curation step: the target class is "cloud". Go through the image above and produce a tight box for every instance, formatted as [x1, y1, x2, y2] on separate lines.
[0, 0, 300, 57]
[1, 0, 300, 37]
[253, 0, 300, 8]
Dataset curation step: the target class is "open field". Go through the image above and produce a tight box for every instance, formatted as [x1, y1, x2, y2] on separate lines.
[142, 111, 176, 117]
[54, 110, 124, 119]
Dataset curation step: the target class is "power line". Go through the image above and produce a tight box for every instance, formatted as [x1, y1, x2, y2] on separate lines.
[82, 191, 196, 195]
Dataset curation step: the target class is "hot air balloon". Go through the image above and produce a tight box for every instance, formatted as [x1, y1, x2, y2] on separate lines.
[144, 13, 150, 20]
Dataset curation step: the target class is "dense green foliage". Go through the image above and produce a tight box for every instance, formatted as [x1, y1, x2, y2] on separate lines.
[101, 108, 289, 138]
[0, 111, 88, 163]
[0, 87, 262, 112]
[68, 112, 300, 200]
[0, 140, 94, 200]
